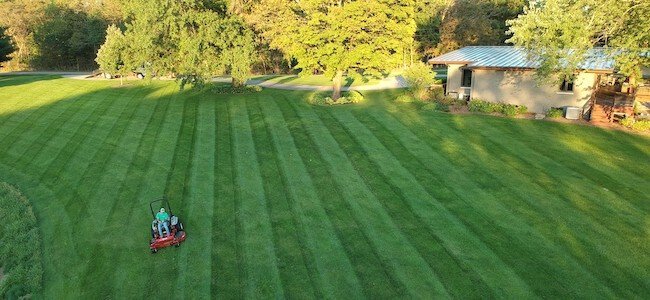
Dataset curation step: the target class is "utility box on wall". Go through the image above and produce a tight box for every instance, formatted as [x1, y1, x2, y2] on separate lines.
[565, 106, 581, 120]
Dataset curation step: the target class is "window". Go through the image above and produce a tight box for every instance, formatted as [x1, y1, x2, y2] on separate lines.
[559, 77, 574, 92]
[461, 69, 472, 87]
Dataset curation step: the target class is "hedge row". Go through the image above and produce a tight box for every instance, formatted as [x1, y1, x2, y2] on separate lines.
[469, 99, 527, 116]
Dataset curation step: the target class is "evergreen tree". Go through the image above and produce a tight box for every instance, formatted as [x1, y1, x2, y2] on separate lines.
[96, 25, 127, 84]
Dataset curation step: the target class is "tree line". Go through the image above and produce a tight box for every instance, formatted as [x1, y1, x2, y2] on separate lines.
[1, 0, 647, 99]
[0, 0, 525, 72]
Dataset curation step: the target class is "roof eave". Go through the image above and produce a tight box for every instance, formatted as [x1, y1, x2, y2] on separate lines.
[427, 60, 472, 65]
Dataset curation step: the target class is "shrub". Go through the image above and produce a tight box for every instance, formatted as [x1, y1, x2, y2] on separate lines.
[469, 99, 526, 116]
[621, 118, 650, 132]
[421, 101, 450, 112]
[395, 94, 417, 103]
[403, 62, 438, 100]
[345, 90, 365, 103]
[211, 84, 262, 94]
[307, 92, 328, 105]
[502, 104, 518, 117]
[468, 99, 497, 113]
[546, 108, 564, 118]
[632, 120, 650, 131]
[516, 105, 528, 115]
[308, 91, 365, 106]
[0, 182, 43, 299]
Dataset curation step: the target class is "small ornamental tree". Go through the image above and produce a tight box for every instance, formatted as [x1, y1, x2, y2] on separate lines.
[403, 62, 438, 100]
[96, 25, 127, 85]
[249, 0, 417, 100]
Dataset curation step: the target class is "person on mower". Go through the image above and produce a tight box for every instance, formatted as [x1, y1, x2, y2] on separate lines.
[156, 208, 171, 238]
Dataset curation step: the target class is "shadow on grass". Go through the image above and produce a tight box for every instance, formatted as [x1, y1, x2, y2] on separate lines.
[0, 75, 61, 88]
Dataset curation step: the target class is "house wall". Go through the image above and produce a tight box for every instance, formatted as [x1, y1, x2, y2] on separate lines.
[470, 69, 598, 113]
[445, 64, 466, 96]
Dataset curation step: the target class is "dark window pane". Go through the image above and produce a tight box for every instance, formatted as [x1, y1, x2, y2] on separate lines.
[560, 78, 574, 92]
[461, 69, 472, 87]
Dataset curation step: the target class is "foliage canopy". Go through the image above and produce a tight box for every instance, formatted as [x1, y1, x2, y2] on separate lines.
[247, 0, 417, 99]
[508, 0, 650, 82]
[102, 0, 255, 88]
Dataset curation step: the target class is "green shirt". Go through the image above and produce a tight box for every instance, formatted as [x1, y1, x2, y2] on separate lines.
[156, 211, 169, 222]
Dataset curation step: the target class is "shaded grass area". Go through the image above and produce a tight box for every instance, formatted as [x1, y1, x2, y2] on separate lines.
[0, 182, 43, 298]
[0, 75, 649, 298]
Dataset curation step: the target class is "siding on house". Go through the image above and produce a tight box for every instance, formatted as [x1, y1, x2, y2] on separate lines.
[446, 64, 464, 96]
[431, 46, 619, 114]
[469, 69, 598, 113]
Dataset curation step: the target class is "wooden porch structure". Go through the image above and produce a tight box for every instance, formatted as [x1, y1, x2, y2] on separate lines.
[589, 86, 635, 124]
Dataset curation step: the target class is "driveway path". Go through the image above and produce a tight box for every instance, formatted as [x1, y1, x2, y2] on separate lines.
[1, 71, 410, 90]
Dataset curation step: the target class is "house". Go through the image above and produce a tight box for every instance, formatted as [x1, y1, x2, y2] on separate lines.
[428, 46, 621, 115]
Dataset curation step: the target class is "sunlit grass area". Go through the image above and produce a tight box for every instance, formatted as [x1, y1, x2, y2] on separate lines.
[0, 75, 648, 298]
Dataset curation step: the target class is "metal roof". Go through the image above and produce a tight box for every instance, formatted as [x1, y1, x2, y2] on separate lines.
[428, 46, 616, 71]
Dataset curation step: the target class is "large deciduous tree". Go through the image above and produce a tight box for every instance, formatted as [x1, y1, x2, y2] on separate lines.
[507, 0, 650, 82]
[248, 0, 417, 100]
[109, 0, 254, 88]
[414, 0, 525, 59]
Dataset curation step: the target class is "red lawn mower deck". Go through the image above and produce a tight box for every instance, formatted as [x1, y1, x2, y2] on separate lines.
[149, 197, 186, 253]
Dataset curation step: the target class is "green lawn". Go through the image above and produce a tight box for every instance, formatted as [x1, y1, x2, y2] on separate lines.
[0, 75, 649, 298]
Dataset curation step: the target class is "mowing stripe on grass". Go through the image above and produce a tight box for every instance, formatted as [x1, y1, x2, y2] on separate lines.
[0, 81, 83, 153]
[246, 96, 318, 298]
[26, 85, 153, 297]
[7, 83, 105, 166]
[543, 124, 650, 181]
[447, 117, 650, 295]
[229, 98, 284, 298]
[133, 87, 193, 298]
[0, 77, 77, 120]
[36, 85, 146, 190]
[92, 85, 176, 284]
[354, 106, 617, 298]
[332, 108, 600, 298]
[498, 120, 650, 209]
[10, 84, 117, 175]
[290, 100, 450, 298]
[380, 102, 647, 244]
[464, 118, 647, 227]
[257, 97, 364, 298]
[77, 86, 171, 295]
[319, 109, 490, 298]
[0, 78, 66, 127]
[371, 103, 650, 297]
[112, 87, 185, 299]
[211, 99, 243, 298]
[275, 97, 402, 298]
[75, 87, 164, 297]
[174, 93, 216, 298]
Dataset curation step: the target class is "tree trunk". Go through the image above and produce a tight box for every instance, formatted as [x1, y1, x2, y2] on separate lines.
[332, 70, 343, 101]
[232, 77, 244, 88]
